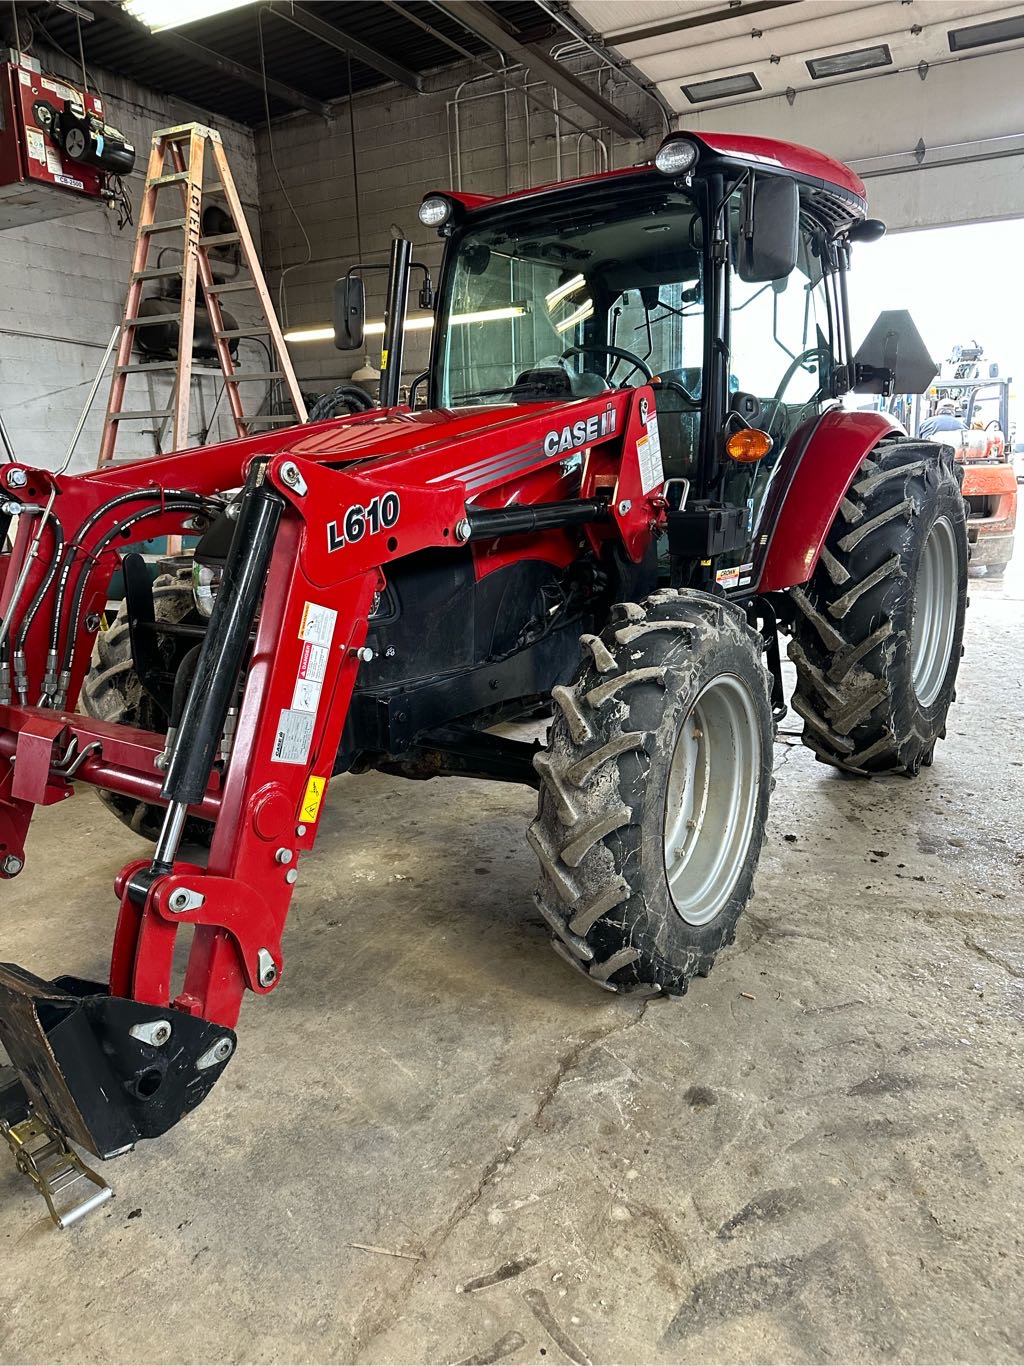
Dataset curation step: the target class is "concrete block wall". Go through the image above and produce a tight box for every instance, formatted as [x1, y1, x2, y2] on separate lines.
[0, 45, 260, 473]
[257, 58, 662, 395]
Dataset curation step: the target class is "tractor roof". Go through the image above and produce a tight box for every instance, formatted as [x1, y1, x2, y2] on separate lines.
[443, 131, 867, 233]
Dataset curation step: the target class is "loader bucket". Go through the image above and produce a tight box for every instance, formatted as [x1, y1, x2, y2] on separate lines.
[0, 964, 235, 1160]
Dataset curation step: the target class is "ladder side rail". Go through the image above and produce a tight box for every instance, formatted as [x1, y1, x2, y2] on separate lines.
[98, 138, 169, 466]
[170, 130, 205, 454]
[169, 141, 249, 440]
[210, 139, 307, 423]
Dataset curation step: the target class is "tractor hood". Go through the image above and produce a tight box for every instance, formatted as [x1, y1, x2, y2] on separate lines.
[282, 401, 576, 473]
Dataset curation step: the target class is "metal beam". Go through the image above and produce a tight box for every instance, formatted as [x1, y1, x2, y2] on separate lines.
[604, 1, 803, 48]
[265, 2, 423, 94]
[103, 6, 331, 119]
[432, 0, 646, 141]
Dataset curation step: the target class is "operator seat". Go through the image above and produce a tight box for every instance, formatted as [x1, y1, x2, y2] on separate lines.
[652, 367, 701, 479]
[509, 367, 609, 404]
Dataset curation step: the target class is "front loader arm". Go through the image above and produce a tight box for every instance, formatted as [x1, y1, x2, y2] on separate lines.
[0, 384, 663, 1211]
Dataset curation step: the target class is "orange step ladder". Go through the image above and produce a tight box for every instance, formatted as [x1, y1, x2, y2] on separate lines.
[98, 122, 306, 466]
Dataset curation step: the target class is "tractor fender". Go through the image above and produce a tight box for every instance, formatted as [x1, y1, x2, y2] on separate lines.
[756, 409, 901, 592]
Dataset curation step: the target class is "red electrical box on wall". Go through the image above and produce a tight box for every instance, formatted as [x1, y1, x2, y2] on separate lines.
[0, 50, 134, 229]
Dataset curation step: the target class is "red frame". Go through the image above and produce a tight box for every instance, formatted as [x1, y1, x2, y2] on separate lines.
[0, 387, 657, 1030]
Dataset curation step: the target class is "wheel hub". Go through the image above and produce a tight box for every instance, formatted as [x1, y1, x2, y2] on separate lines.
[663, 673, 762, 926]
[911, 515, 958, 708]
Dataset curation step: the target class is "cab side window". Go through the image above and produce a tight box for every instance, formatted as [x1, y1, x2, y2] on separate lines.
[728, 201, 834, 450]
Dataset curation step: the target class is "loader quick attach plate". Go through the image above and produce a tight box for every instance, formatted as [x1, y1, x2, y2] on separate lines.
[0, 964, 236, 1160]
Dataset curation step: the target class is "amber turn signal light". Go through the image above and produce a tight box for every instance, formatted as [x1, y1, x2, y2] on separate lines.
[725, 428, 773, 462]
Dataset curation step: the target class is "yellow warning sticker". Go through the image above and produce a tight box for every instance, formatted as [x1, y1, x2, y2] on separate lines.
[301, 774, 328, 824]
[380, 348, 389, 369]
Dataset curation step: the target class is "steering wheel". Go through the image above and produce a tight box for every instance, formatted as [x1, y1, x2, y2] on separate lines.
[559, 343, 653, 388]
[760, 347, 830, 437]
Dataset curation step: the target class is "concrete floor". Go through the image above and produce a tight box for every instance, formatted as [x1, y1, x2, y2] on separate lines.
[0, 553, 1021, 1365]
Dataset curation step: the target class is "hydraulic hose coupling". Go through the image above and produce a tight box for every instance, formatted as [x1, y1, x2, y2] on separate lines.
[13, 651, 29, 703]
[41, 649, 59, 702]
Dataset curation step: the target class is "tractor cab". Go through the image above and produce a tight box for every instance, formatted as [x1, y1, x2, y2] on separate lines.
[340, 132, 929, 586]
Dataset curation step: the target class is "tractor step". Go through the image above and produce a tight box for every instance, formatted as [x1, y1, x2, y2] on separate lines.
[2, 1111, 113, 1229]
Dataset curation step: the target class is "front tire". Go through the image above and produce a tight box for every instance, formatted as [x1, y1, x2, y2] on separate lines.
[789, 439, 968, 775]
[81, 572, 214, 845]
[530, 591, 774, 995]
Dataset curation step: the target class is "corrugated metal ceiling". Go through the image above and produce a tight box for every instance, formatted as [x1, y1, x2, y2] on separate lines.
[25, 1, 557, 125]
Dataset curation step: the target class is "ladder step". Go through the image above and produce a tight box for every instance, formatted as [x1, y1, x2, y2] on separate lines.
[204, 280, 254, 295]
[142, 218, 187, 234]
[110, 410, 174, 421]
[151, 171, 190, 186]
[124, 314, 181, 327]
[215, 326, 270, 339]
[132, 265, 182, 282]
[115, 361, 178, 374]
[226, 370, 286, 382]
[245, 415, 298, 427]
[200, 232, 241, 247]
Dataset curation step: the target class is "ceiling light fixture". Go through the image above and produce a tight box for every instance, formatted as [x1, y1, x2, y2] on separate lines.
[806, 44, 892, 79]
[284, 317, 436, 343]
[680, 72, 761, 104]
[948, 13, 1024, 51]
[122, 0, 257, 32]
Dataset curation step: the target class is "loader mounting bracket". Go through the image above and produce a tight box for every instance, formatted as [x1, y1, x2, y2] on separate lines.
[0, 963, 236, 1161]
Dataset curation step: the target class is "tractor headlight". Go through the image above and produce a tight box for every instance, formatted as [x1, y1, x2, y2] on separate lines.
[418, 195, 452, 228]
[192, 561, 223, 619]
[655, 137, 699, 176]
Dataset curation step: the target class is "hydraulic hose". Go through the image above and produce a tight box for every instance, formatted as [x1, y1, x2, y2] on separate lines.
[51, 498, 207, 706]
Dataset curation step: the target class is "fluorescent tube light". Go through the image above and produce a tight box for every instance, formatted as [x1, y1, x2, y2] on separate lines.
[284, 317, 436, 343]
[123, 1, 257, 32]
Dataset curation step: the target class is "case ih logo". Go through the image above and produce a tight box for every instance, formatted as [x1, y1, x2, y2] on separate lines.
[542, 405, 616, 457]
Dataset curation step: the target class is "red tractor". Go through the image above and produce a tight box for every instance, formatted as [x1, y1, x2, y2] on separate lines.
[0, 131, 967, 1224]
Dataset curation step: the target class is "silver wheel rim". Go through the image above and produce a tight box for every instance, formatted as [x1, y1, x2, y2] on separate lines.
[911, 515, 958, 708]
[663, 674, 762, 927]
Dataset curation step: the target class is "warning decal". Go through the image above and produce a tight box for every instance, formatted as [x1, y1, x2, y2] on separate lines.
[298, 601, 337, 648]
[301, 775, 328, 824]
[25, 129, 45, 163]
[272, 708, 315, 765]
[636, 416, 664, 495]
[716, 561, 754, 590]
[291, 640, 328, 713]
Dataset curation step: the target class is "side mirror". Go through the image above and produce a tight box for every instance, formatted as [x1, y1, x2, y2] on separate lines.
[333, 276, 365, 351]
[853, 309, 937, 395]
[737, 177, 799, 283]
[729, 390, 762, 424]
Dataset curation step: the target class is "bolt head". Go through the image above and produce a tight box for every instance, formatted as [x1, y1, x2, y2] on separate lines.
[213, 1038, 233, 1063]
[285, 868, 298, 885]
[5, 468, 27, 488]
[356, 646, 374, 663]
[618, 499, 631, 515]
[168, 889, 190, 912]
[455, 517, 472, 543]
[152, 1023, 171, 1046]
[2, 854, 24, 877]
[296, 824, 307, 837]
[275, 847, 293, 865]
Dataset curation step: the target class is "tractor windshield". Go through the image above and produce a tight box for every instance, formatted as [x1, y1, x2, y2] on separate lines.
[435, 187, 703, 407]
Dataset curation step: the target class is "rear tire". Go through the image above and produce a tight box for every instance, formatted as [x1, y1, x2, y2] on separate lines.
[789, 438, 968, 775]
[530, 590, 774, 995]
[81, 572, 213, 845]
